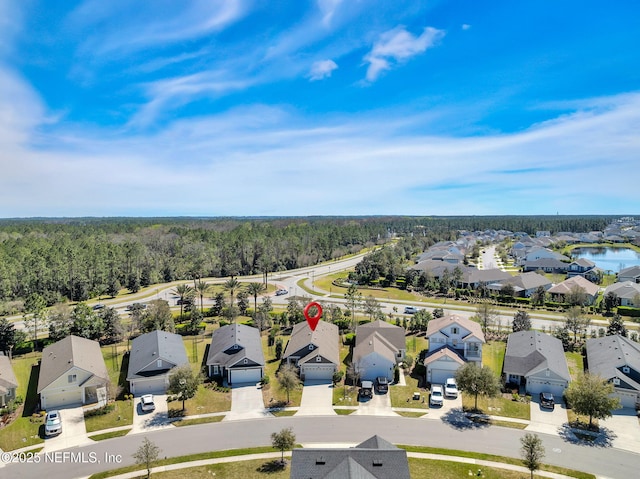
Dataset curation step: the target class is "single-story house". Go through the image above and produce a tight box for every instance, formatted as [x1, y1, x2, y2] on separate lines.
[38, 335, 109, 409]
[503, 331, 570, 397]
[521, 258, 570, 274]
[586, 335, 640, 409]
[354, 320, 406, 382]
[487, 272, 552, 297]
[206, 323, 264, 385]
[127, 330, 189, 395]
[603, 281, 640, 307]
[618, 265, 640, 284]
[0, 353, 18, 407]
[290, 435, 410, 479]
[283, 320, 339, 381]
[423, 314, 485, 385]
[547, 276, 600, 304]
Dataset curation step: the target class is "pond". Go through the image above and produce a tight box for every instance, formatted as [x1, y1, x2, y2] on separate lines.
[572, 247, 640, 273]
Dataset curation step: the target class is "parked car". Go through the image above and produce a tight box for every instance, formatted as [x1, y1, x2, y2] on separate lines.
[444, 378, 458, 398]
[92, 303, 105, 311]
[140, 394, 156, 412]
[376, 376, 389, 393]
[275, 289, 288, 296]
[44, 410, 62, 437]
[404, 306, 418, 314]
[359, 381, 373, 398]
[430, 385, 444, 407]
[539, 391, 555, 409]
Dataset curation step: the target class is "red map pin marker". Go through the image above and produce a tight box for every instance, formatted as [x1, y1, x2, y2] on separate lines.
[303, 302, 323, 332]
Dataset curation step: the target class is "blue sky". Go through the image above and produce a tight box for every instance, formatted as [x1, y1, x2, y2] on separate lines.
[1, 0, 639, 217]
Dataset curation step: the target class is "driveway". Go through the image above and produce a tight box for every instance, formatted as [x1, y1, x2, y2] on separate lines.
[600, 408, 640, 450]
[296, 380, 336, 416]
[425, 392, 463, 420]
[352, 391, 397, 416]
[43, 405, 90, 452]
[224, 383, 271, 421]
[525, 396, 568, 435]
[131, 394, 171, 433]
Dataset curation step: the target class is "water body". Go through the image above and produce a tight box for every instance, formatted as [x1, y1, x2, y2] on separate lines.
[572, 247, 640, 273]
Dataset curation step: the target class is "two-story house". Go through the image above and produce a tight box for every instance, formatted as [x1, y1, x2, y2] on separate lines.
[423, 314, 485, 385]
[567, 258, 602, 282]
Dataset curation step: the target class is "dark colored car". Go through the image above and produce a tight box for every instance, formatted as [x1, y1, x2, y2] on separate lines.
[540, 392, 555, 409]
[376, 376, 389, 393]
[359, 381, 373, 398]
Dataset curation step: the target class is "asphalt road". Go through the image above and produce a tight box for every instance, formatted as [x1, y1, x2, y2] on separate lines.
[4, 416, 637, 479]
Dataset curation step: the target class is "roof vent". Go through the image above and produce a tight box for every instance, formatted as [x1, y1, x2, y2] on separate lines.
[153, 351, 156, 355]
[373, 459, 383, 467]
[315, 456, 326, 465]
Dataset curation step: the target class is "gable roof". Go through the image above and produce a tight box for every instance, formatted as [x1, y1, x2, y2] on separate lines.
[461, 268, 512, 285]
[38, 335, 109, 393]
[290, 435, 410, 479]
[548, 276, 600, 297]
[283, 320, 339, 366]
[127, 330, 188, 379]
[571, 258, 596, 268]
[510, 272, 552, 290]
[586, 335, 640, 390]
[0, 353, 18, 395]
[618, 265, 640, 279]
[423, 346, 466, 366]
[356, 320, 405, 351]
[522, 258, 569, 270]
[206, 323, 264, 368]
[503, 331, 570, 380]
[426, 314, 485, 343]
[353, 332, 397, 364]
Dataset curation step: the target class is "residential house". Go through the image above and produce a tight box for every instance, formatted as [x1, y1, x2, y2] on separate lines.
[521, 258, 570, 274]
[618, 265, 640, 284]
[127, 330, 189, 395]
[487, 272, 552, 297]
[522, 247, 570, 263]
[459, 268, 512, 290]
[38, 335, 109, 409]
[503, 331, 570, 397]
[0, 353, 18, 407]
[586, 335, 640, 408]
[567, 258, 602, 283]
[547, 276, 600, 305]
[290, 435, 410, 479]
[423, 314, 485, 385]
[354, 320, 406, 382]
[603, 282, 640, 307]
[283, 320, 339, 381]
[206, 323, 264, 384]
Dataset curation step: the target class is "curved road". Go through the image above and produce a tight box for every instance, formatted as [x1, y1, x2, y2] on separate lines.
[4, 415, 637, 478]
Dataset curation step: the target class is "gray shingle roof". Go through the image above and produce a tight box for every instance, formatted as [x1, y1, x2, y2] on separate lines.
[127, 330, 188, 380]
[356, 320, 405, 351]
[283, 320, 339, 366]
[290, 435, 410, 479]
[353, 332, 396, 364]
[503, 331, 570, 380]
[38, 335, 109, 393]
[426, 314, 485, 343]
[206, 323, 264, 368]
[0, 353, 18, 394]
[604, 281, 640, 300]
[586, 335, 640, 390]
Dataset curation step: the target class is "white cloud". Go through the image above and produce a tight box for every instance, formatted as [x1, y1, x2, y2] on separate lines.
[317, 0, 343, 27]
[364, 26, 445, 82]
[462, 24, 471, 30]
[308, 59, 338, 81]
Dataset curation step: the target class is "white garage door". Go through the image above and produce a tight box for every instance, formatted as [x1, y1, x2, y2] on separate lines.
[42, 389, 83, 409]
[302, 365, 334, 381]
[229, 368, 261, 385]
[132, 376, 167, 395]
[429, 368, 454, 386]
[615, 390, 638, 408]
[527, 378, 566, 397]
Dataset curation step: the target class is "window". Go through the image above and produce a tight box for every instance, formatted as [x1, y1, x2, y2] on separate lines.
[622, 366, 630, 374]
[451, 327, 459, 334]
[545, 369, 550, 377]
[68, 374, 77, 383]
[157, 359, 162, 368]
[212, 365, 219, 375]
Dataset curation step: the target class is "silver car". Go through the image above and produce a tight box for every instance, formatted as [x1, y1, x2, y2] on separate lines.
[45, 410, 62, 437]
[140, 394, 156, 412]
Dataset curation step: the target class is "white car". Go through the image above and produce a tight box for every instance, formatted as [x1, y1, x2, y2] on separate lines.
[44, 410, 62, 437]
[430, 385, 444, 407]
[275, 289, 288, 296]
[445, 378, 458, 398]
[140, 394, 156, 412]
[404, 306, 418, 314]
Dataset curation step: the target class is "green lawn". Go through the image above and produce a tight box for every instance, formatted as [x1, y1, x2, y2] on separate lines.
[84, 399, 134, 433]
[260, 336, 302, 408]
[333, 384, 358, 405]
[168, 384, 231, 416]
[0, 354, 45, 451]
[172, 416, 224, 427]
[462, 394, 530, 420]
[483, 341, 506, 376]
[565, 351, 584, 380]
[390, 371, 429, 409]
[88, 429, 131, 441]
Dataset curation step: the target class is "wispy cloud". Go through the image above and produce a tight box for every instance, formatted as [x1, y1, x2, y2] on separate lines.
[462, 24, 471, 31]
[317, 0, 343, 27]
[364, 26, 445, 82]
[308, 59, 338, 81]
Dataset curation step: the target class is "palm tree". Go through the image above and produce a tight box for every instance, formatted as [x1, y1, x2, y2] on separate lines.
[223, 276, 241, 322]
[194, 280, 210, 314]
[246, 282, 266, 319]
[172, 284, 193, 320]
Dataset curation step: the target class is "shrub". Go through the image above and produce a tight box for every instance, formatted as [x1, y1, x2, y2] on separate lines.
[84, 403, 115, 418]
[343, 333, 355, 346]
[261, 375, 270, 386]
[617, 306, 640, 317]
